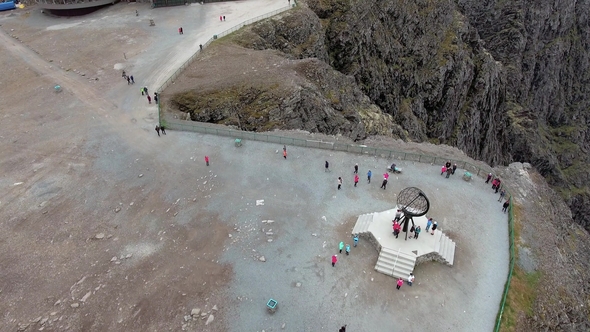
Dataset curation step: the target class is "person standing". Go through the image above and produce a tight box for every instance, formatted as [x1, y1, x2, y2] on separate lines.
[178, 27, 182, 35]
[354, 174, 359, 187]
[325, 161, 329, 172]
[396, 277, 403, 290]
[393, 221, 401, 238]
[486, 173, 492, 183]
[446, 166, 452, 178]
[205, 156, 209, 166]
[130, 75, 134, 84]
[338, 177, 342, 190]
[353, 234, 359, 247]
[127, 76, 131, 85]
[498, 189, 506, 202]
[345, 244, 350, 256]
[331, 255, 337, 267]
[141, 87, 145, 96]
[495, 179, 502, 193]
[367, 170, 372, 183]
[144, 87, 148, 95]
[502, 200, 510, 213]
[154, 92, 158, 104]
[155, 125, 160, 137]
[380, 178, 388, 190]
[414, 226, 421, 239]
[426, 218, 433, 232]
[160, 125, 166, 135]
[431, 221, 438, 235]
[407, 273, 415, 286]
[441, 165, 447, 175]
[339, 325, 347, 332]
[223, 15, 226, 21]
[220, 15, 222, 21]
[147, 95, 152, 104]
[339, 241, 344, 254]
[452, 163, 457, 175]
[354, 163, 358, 174]
[283, 148, 287, 159]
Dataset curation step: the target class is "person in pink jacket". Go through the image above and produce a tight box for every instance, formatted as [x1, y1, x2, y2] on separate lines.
[393, 221, 401, 238]
[331, 255, 338, 267]
[354, 174, 359, 187]
[396, 277, 403, 290]
[441, 165, 447, 175]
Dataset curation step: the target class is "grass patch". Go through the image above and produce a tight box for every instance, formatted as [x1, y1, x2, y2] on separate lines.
[498, 203, 542, 331]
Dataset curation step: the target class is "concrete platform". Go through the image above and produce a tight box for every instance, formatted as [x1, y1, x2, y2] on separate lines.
[352, 207, 456, 279]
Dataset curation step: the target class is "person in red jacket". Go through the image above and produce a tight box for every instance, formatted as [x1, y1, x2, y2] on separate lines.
[205, 156, 209, 166]
[354, 174, 359, 187]
[331, 255, 338, 267]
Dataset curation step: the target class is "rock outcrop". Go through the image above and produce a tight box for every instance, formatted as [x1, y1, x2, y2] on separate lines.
[167, 1, 590, 232]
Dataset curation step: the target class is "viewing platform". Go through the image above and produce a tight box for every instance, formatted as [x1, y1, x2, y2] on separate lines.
[352, 208, 456, 279]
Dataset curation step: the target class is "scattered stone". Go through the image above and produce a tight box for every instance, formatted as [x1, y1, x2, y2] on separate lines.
[17, 323, 29, 331]
[311, 233, 317, 237]
[94, 233, 105, 240]
[50, 312, 57, 316]
[295, 282, 301, 287]
[115, 261, 121, 265]
[129, 202, 134, 206]
[39, 318, 48, 325]
[114, 207, 121, 213]
[266, 232, 273, 236]
[184, 315, 190, 322]
[201, 312, 207, 317]
[111, 256, 118, 262]
[212, 305, 218, 311]
[282, 323, 286, 329]
[33, 316, 43, 323]
[81, 291, 91, 302]
[266, 220, 274, 224]
[125, 254, 133, 259]
[70, 303, 79, 308]
[138, 174, 143, 178]
[228, 234, 232, 238]
[205, 315, 214, 325]
[258, 256, 266, 262]
[39, 201, 48, 207]
[191, 308, 201, 316]
[267, 239, 273, 242]
[345, 293, 348, 297]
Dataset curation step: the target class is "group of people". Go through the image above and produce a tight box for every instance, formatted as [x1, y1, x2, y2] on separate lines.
[331, 234, 359, 267]
[141, 87, 158, 105]
[486, 173, 511, 213]
[440, 161, 458, 178]
[331, 162, 390, 190]
[392, 211, 438, 239]
[396, 273, 415, 290]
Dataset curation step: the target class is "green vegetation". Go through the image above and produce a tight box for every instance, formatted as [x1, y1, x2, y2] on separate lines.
[499, 204, 542, 332]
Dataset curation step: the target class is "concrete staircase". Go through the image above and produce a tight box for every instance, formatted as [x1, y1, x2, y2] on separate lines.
[434, 230, 456, 266]
[374, 246, 416, 279]
[351, 213, 374, 235]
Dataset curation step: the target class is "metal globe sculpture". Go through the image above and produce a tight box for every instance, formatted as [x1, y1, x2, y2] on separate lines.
[396, 187, 430, 240]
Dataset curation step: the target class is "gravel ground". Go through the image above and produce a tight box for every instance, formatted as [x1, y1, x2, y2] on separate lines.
[0, 2, 507, 331]
[168, 131, 510, 332]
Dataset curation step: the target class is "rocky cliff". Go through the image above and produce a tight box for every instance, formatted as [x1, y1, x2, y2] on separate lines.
[168, 1, 590, 229]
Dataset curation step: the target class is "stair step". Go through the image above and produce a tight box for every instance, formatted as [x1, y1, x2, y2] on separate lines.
[447, 241, 456, 266]
[439, 235, 448, 257]
[375, 264, 413, 278]
[380, 247, 417, 262]
[376, 256, 415, 271]
[433, 230, 443, 252]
